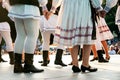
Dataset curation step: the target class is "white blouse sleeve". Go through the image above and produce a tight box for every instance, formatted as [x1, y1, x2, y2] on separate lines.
[38, 0, 48, 11]
[90, 0, 103, 11]
[104, 0, 118, 12]
[2, 0, 11, 11]
[100, 0, 103, 5]
[50, 0, 63, 13]
[38, 0, 48, 7]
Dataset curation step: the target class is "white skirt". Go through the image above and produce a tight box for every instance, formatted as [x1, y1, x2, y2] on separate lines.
[97, 17, 114, 41]
[94, 17, 114, 50]
[8, 5, 40, 20]
[39, 14, 57, 32]
[54, 0, 93, 47]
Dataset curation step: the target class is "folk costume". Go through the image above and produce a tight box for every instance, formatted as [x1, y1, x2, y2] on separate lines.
[51, 0, 102, 47]
[8, 0, 48, 73]
[50, 0, 103, 73]
[0, 0, 14, 64]
[40, 14, 67, 66]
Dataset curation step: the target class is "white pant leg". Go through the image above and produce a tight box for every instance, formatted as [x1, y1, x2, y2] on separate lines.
[24, 19, 39, 54]
[14, 18, 26, 54]
[41, 31, 54, 51]
[0, 31, 13, 51]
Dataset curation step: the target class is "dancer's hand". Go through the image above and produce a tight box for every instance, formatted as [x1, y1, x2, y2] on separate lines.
[43, 9, 48, 18]
[45, 11, 53, 20]
[99, 10, 107, 18]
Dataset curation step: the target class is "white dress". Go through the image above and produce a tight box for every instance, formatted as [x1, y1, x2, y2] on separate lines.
[51, 0, 102, 47]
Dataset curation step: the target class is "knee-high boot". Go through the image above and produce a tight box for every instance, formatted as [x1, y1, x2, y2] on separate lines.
[41, 51, 48, 66]
[0, 45, 7, 62]
[97, 50, 108, 63]
[8, 51, 14, 65]
[54, 49, 67, 66]
[24, 53, 44, 73]
[14, 53, 23, 73]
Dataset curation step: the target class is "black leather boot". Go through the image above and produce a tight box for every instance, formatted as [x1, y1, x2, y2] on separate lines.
[24, 53, 44, 73]
[41, 51, 48, 66]
[54, 49, 67, 66]
[8, 51, 14, 65]
[14, 53, 23, 73]
[97, 50, 109, 63]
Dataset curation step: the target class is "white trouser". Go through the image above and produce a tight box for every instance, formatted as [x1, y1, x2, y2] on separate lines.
[14, 18, 39, 54]
[41, 30, 65, 51]
[42, 30, 55, 51]
[0, 31, 13, 51]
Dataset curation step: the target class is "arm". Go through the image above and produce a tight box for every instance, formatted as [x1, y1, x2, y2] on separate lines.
[90, 0, 103, 11]
[104, 0, 118, 13]
[50, 0, 63, 13]
[2, 0, 11, 11]
[38, 0, 48, 11]
[38, 0, 48, 18]
[44, 0, 62, 20]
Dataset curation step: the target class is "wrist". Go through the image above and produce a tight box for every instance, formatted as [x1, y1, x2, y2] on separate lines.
[42, 6, 48, 11]
[104, 6, 111, 13]
[50, 6, 56, 13]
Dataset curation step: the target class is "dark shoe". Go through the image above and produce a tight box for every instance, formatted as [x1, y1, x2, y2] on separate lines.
[24, 64, 44, 73]
[90, 57, 98, 61]
[54, 49, 67, 67]
[24, 53, 44, 73]
[68, 62, 73, 65]
[14, 64, 23, 73]
[72, 65, 81, 73]
[106, 56, 110, 61]
[41, 60, 50, 66]
[38, 61, 43, 63]
[14, 53, 23, 73]
[0, 58, 7, 62]
[41, 63, 48, 66]
[38, 60, 50, 64]
[98, 59, 109, 63]
[81, 65, 97, 72]
[40, 60, 50, 66]
[97, 50, 108, 63]
[54, 61, 67, 66]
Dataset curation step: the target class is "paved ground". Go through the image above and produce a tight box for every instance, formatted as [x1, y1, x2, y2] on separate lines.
[0, 54, 120, 80]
